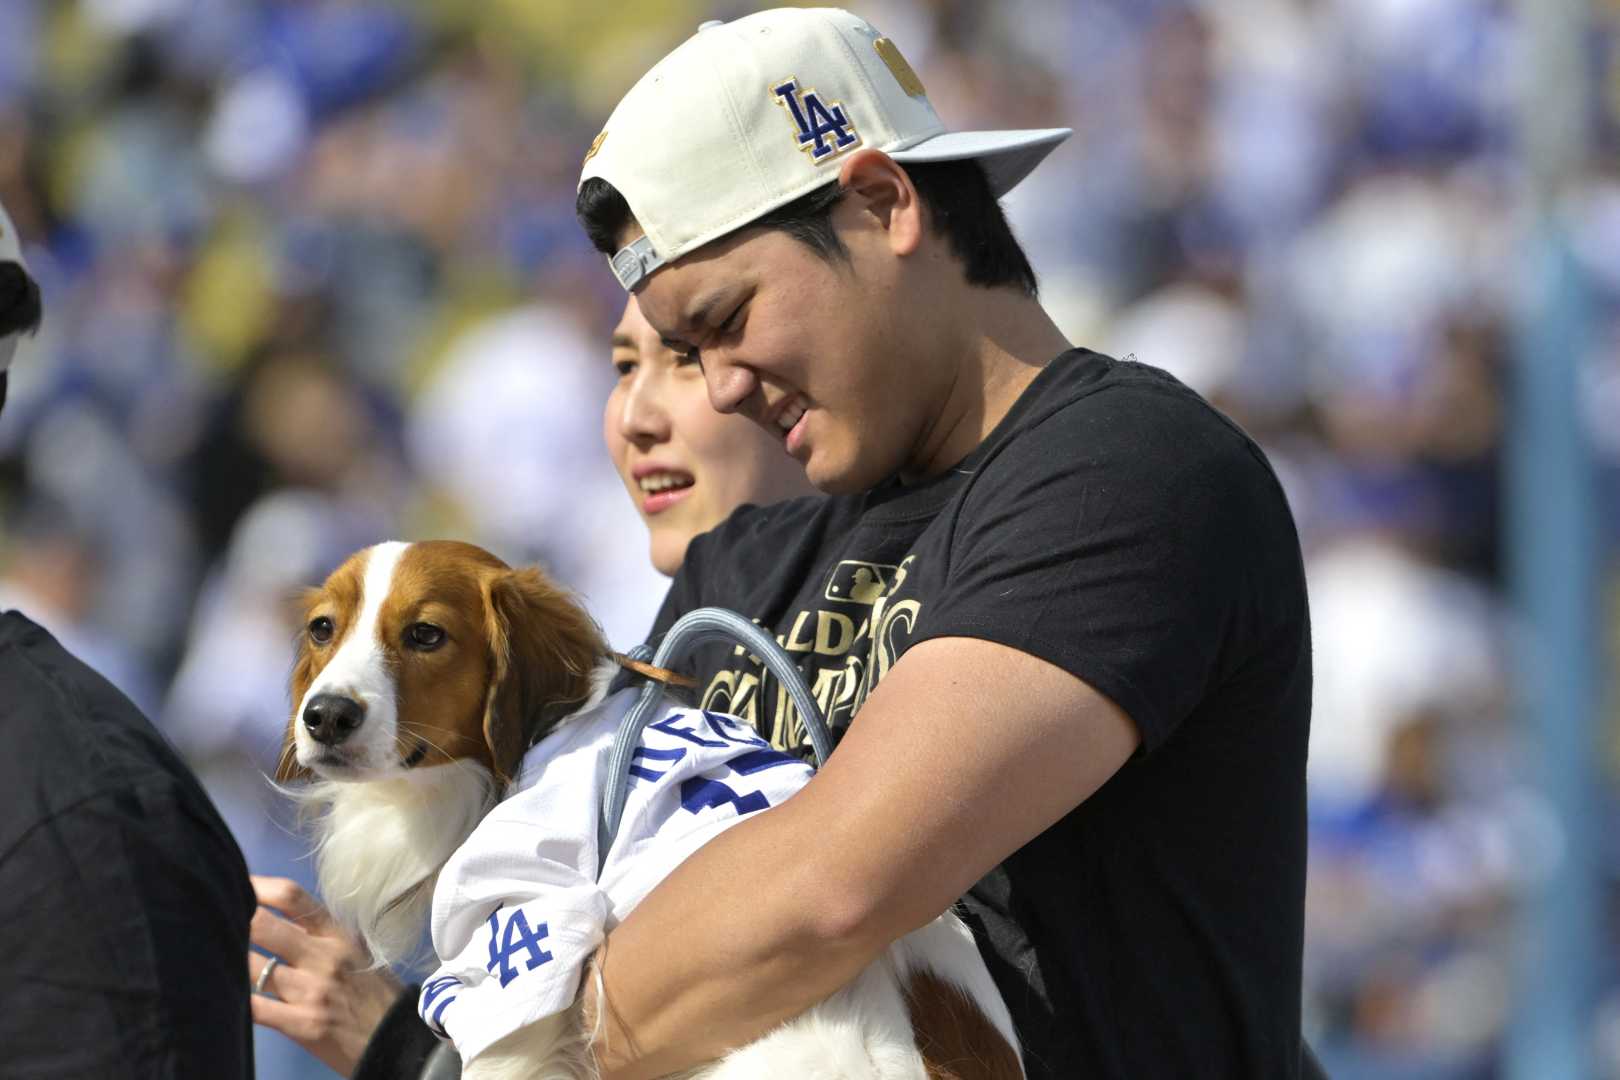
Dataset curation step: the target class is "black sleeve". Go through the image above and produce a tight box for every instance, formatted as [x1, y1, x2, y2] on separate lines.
[0, 787, 256, 1078]
[353, 985, 447, 1080]
[912, 383, 1298, 752]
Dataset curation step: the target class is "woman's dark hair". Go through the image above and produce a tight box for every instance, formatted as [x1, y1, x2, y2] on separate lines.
[576, 157, 1038, 296]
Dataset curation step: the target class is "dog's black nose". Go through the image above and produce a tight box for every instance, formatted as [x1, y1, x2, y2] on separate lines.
[302, 693, 365, 745]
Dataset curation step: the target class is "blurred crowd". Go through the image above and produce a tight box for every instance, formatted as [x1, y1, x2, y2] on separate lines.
[0, 1, 1617, 1077]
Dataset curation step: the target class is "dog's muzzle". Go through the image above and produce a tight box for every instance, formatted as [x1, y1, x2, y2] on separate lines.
[303, 692, 366, 746]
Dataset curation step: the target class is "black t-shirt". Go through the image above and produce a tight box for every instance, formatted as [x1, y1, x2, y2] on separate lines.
[652, 350, 1313, 1079]
[0, 611, 257, 1078]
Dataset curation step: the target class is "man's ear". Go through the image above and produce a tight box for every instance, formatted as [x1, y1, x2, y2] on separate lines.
[480, 567, 606, 786]
[277, 587, 323, 784]
[837, 149, 922, 256]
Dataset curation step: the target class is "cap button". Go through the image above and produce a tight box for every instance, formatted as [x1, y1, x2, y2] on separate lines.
[697, 19, 723, 31]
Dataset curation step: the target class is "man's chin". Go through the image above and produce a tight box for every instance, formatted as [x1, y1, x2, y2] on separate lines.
[808, 456, 883, 497]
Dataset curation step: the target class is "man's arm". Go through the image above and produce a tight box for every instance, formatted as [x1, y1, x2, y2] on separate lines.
[586, 634, 1140, 1079]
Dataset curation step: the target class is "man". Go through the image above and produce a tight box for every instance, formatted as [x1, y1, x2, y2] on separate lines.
[572, 9, 1313, 1079]
[0, 197, 258, 1076]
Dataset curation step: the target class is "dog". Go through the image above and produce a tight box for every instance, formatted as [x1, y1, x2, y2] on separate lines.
[280, 539, 1023, 1079]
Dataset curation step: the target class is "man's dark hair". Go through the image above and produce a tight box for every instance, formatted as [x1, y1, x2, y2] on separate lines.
[576, 157, 1038, 296]
[0, 261, 44, 414]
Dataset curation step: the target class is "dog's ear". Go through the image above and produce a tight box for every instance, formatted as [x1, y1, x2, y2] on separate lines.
[480, 567, 606, 786]
[276, 586, 322, 783]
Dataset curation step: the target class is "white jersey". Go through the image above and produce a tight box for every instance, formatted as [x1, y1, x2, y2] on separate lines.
[418, 688, 815, 1063]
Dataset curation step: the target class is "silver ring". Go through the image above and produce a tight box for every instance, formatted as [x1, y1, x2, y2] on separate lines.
[254, 955, 281, 996]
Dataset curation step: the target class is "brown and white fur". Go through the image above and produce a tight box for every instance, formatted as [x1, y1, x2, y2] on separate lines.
[280, 540, 1023, 1079]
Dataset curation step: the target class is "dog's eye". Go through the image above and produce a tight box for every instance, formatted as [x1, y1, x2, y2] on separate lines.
[308, 616, 334, 645]
[407, 622, 446, 650]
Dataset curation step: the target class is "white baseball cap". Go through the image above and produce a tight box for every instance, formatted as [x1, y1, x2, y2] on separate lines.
[0, 196, 30, 374]
[580, 7, 1071, 292]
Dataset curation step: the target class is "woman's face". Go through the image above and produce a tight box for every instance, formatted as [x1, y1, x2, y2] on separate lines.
[604, 296, 814, 576]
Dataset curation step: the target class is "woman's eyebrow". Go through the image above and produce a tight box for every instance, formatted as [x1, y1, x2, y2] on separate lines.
[610, 332, 636, 349]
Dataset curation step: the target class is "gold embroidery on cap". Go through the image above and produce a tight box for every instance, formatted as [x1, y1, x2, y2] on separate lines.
[874, 38, 926, 98]
[582, 130, 608, 167]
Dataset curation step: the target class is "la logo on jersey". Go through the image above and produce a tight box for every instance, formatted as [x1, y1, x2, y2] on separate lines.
[771, 78, 861, 162]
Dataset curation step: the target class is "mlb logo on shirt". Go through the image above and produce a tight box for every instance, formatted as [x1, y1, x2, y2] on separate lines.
[771, 78, 861, 162]
[823, 560, 897, 605]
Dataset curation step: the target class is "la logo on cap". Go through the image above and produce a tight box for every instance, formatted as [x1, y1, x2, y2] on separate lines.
[771, 78, 861, 163]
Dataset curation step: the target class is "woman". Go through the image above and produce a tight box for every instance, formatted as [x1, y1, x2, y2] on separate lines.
[246, 296, 814, 1076]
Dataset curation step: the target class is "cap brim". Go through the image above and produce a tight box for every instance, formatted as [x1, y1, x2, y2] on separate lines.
[890, 127, 1071, 196]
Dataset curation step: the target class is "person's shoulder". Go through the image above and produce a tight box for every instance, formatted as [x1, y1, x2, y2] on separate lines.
[0, 611, 207, 811]
[0, 608, 49, 652]
[0, 611, 130, 745]
[1019, 349, 1225, 427]
[1004, 350, 1274, 472]
[968, 351, 1295, 533]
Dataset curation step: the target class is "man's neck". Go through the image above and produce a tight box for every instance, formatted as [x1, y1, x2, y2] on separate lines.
[902, 288, 1072, 484]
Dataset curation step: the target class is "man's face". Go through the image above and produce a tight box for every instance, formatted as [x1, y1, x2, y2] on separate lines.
[630, 199, 938, 495]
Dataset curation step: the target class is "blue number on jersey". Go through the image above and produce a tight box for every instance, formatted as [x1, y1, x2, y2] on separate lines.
[629, 745, 687, 783]
[729, 747, 801, 775]
[680, 776, 773, 816]
[484, 906, 554, 988]
[702, 711, 763, 746]
[648, 714, 729, 748]
[679, 741, 803, 818]
[420, 974, 461, 1034]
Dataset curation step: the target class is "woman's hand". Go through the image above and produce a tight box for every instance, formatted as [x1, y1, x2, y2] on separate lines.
[248, 875, 406, 1076]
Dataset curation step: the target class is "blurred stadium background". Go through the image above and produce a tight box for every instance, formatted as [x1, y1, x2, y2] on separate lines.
[1, 1, 1617, 1077]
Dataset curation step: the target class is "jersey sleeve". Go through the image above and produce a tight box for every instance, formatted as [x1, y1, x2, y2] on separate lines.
[912, 381, 1301, 752]
[420, 732, 613, 1063]
[420, 835, 609, 1062]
